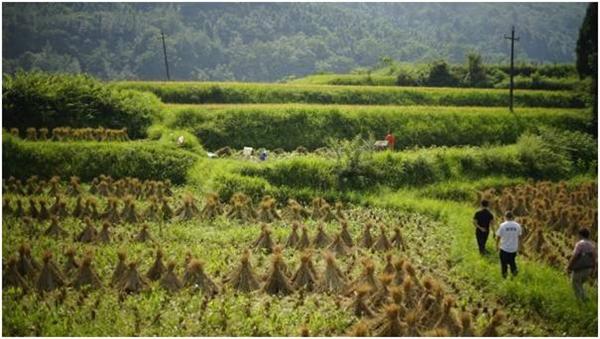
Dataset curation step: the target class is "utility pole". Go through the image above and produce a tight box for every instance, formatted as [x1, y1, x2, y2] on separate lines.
[161, 31, 171, 81]
[504, 26, 520, 112]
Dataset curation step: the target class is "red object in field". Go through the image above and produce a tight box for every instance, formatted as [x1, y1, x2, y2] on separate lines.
[385, 133, 395, 150]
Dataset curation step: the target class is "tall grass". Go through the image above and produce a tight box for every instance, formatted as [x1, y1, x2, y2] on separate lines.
[113, 81, 585, 108]
[233, 134, 594, 192]
[2, 134, 198, 184]
[3, 72, 161, 138]
[162, 104, 590, 151]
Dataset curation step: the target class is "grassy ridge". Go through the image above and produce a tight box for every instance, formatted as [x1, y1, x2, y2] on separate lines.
[290, 74, 397, 86]
[3, 72, 161, 139]
[162, 104, 590, 151]
[113, 81, 585, 108]
[211, 130, 596, 196]
[186, 138, 594, 203]
[237, 143, 568, 192]
[2, 135, 198, 184]
[290, 73, 583, 91]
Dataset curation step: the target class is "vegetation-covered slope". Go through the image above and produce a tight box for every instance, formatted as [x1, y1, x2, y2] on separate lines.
[2, 3, 587, 81]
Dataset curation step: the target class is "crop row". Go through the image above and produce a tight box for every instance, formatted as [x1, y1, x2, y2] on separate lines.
[163, 104, 591, 151]
[3, 175, 355, 225]
[113, 81, 585, 108]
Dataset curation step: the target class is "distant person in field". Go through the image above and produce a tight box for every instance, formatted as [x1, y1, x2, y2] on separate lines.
[567, 228, 597, 302]
[495, 211, 522, 278]
[473, 200, 494, 255]
[385, 130, 395, 151]
[259, 149, 268, 161]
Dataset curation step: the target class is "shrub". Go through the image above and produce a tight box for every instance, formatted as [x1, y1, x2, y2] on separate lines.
[2, 134, 197, 184]
[148, 125, 204, 154]
[395, 71, 421, 86]
[494, 75, 582, 91]
[212, 173, 273, 202]
[464, 53, 488, 88]
[515, 133, 572, 180]
[3, 71, 161, 138]
[425, 60, 460, 87]
[535, 127, 597, 174]
[495, 63, 577, 78]
[241, 156, 335, 190]
[328, 135, 382, 191]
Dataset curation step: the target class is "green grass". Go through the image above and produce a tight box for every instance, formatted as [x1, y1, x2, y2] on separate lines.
[161, 103, 590, 151]
[229, 139, 592, 193]
[3, 72, 161, 139]
[112, 81, 585, 108]
[2, 134, 198, 184]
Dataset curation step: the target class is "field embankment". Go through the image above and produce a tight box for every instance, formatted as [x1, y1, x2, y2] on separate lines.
[290, 73, 584, 91]
[3, 72, 161, 138]
[163, 103, 590, 151]
[113, 81, 585, 108]
[2, 135, 197, 184]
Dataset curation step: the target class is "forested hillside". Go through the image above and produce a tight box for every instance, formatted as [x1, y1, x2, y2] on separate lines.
[2, 3, 587, 81]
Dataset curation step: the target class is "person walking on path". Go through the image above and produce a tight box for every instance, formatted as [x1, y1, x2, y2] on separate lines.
[567, 228, 597, 302]
[495, 211, 522, 278]
[473, 200, 494, 255]
[385, 130, 395, 151]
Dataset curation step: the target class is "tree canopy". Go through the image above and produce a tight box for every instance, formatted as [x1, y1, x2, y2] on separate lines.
[2, 3, 588, 81]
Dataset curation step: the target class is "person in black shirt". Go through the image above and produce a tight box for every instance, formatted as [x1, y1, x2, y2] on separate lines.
[473, 200, 494, 255]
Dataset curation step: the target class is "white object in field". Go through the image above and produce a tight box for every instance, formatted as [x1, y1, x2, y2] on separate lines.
[177, 135, 185, 145]
[374, 140, 388, 147]
[207, 152, 217, 158]
[243, 147, 254, 156]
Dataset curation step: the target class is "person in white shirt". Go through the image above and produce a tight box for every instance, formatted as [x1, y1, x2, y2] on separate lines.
[495, 211, 522, 278]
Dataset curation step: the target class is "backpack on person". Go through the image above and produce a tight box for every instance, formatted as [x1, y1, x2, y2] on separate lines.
[571, 251, 595, 271]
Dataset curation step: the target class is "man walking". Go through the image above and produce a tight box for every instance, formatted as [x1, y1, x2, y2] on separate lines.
[567, 228, 597, 301]
[495, 211, 522, 278]
[473, 200, 494, 255]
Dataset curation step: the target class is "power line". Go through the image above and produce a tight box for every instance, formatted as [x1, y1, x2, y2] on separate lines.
[504, 26, 520, 112]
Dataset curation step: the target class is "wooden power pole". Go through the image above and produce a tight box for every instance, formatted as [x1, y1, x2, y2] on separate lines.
[504, 26, 519, 111]
[161, 31, 171, 81]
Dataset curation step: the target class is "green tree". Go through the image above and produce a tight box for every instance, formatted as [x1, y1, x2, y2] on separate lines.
[576, 3, 597, 137]
[426, 60, 459, 87]
[464, 53, 487, 87]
